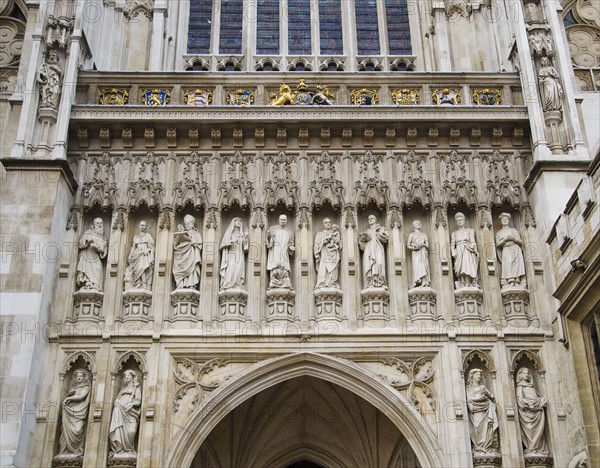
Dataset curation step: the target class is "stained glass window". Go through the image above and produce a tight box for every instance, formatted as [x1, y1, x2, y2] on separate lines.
[188, 0, 213, 54]
[219, 0, 244, 54]
[319, 0, 343, 55]
[355, 0, 380, 55]
[386, 0, 412, 55]
[257, 0, 279, 54]
[288, 0, 312, 54]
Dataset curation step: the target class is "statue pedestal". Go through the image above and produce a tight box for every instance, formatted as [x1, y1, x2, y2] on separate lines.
[314, 288, 343, 321]
[53, 453, 83, 468]
[544, 110, 564, 154]
[360, 287, 389, 326]
[107, 452, 137, 467]
[266, 288, 296, 322]
[122, 289, 152, 321]
[501, 287, 531, 327]
[454, 287, 486, 322]
[407, 287, 438, 321]
[218, 289, 248, 321]
[472, 452, 502, 468]
[72, 289, 103, 321]
[524, 453, 553, 468]
[170, 289, 201, 321]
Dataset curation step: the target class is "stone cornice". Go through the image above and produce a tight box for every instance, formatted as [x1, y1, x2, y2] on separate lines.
[70, 105, 529, 124]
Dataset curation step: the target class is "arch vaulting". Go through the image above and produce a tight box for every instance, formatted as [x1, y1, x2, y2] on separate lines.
[167, 353, 444, 468]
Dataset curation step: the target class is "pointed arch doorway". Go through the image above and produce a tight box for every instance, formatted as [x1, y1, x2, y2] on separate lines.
[167, 353, 444, 467]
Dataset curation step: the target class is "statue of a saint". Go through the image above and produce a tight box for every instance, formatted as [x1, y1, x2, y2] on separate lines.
[314, 218, 342, 289]
[124, 220, 155, 290]
[173, 215, 203, 289]
[407, 220, 430, 288]
[58, 370, 91, 456]
[466, 368, 500, 454]
[219, 217, 249, 290]
[76, 218, 108, 291]
[538, 57, 564, 112]
[496, 213, 526, 288]
[266, 214, 295, 289]
[358, 215, 389, 288]
[37, 49, 63, 108]
[516, 367, 549, 455]
[108, 370, 142, 455]
[451, 212, 479, 288]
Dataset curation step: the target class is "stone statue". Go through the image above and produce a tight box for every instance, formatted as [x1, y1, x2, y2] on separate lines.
[496, 213, 526, 288]
[37, 49, 63, 108]
[407, 220, 430, 288]
[109, 370, 142, 455]
[58, 370, 90, 456]
[466, 368, 499, 454]
[358, 215, 389, 288]
[311, 85, 334, 105]
[314, 218, 342, 289]
[76, 218, 108, 291]
[173, 214, 203, 289]
[219, 217, 249, 290]
[270, 84, 295, 106]
[451, 212, 479, 288]
[516, 367, 549, 455]
[538, 57, 564, 112]
[124, 220, 155, 290]
[266, 214, 295, 289]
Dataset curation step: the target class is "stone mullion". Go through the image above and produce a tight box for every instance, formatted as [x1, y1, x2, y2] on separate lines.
[104, 210, 129, 327]
[297, 152, 311, 327]
[341, 150, 358, 327]
[492, 345, 522, 467]
[341, 0, 356, 70]
[155, 156, 176, 326]
[387, 150, 403, 326]
[439, 344, 472, 468]
[431, 4, 452, 71]
[148, 1, 167, 69]
[250, 153, 266, 323]
[432, 151, 452, 323]
[243, 0, 257, 70]
[83, 341, 112, 467]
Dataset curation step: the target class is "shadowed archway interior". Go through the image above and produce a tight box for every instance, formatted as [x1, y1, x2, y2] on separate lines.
[192, 376, 420, 468]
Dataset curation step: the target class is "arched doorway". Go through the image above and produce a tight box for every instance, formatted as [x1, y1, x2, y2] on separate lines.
[192, 376, 420, 467]
[167, 353, 444, 467]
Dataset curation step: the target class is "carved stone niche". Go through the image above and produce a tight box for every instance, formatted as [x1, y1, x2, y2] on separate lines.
[72, 290, 104, 321]
[454, 288, 486, 323]
[218, 289, 248, 321]
[170, 289, 201, 322]
[122, 290, 152, 321]
[266, 288, 296, 322]
[408, 287, 439, 321]
[314, 288, 343, 322]
[501, 289, 533, 328]
[360, 287, 390, 327]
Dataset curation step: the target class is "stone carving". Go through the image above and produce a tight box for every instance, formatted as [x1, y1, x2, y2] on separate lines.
[466, 368, 500, 455]
[141, 89, 170, 106]
[270, 83, 295, 105]
[516, 368, 549, 455]
[76, 218, 108, 291]
[538, 57, 564, 112]
[219, 218, 249, 290]
[183, 89, 212, 106]
[407, 220, 430, 288]
[37, 49, 63, 108]
[226, 89, 254, 106]
[392, 88, 420, 105]
[311, 84, 335, 105]
[57, 370, 91, 456]
[451, 212, 479, 289]
[432, 88, 461, 106]
[350, 89, 379, 105]
[173, 215, 203, 290]
[496, 213, 526, 288]
[98, 88, 129, 105]
[359, 215, 389, 288]
[124, 221, 155, 291]
[472, 89, 502, 106]
[266, 214, 295, 289]
[314, 218, 342, 289]
[108, 370, 142, 455]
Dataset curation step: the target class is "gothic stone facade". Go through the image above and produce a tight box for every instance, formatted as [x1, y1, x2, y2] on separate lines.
[1, 0, 599, 467]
